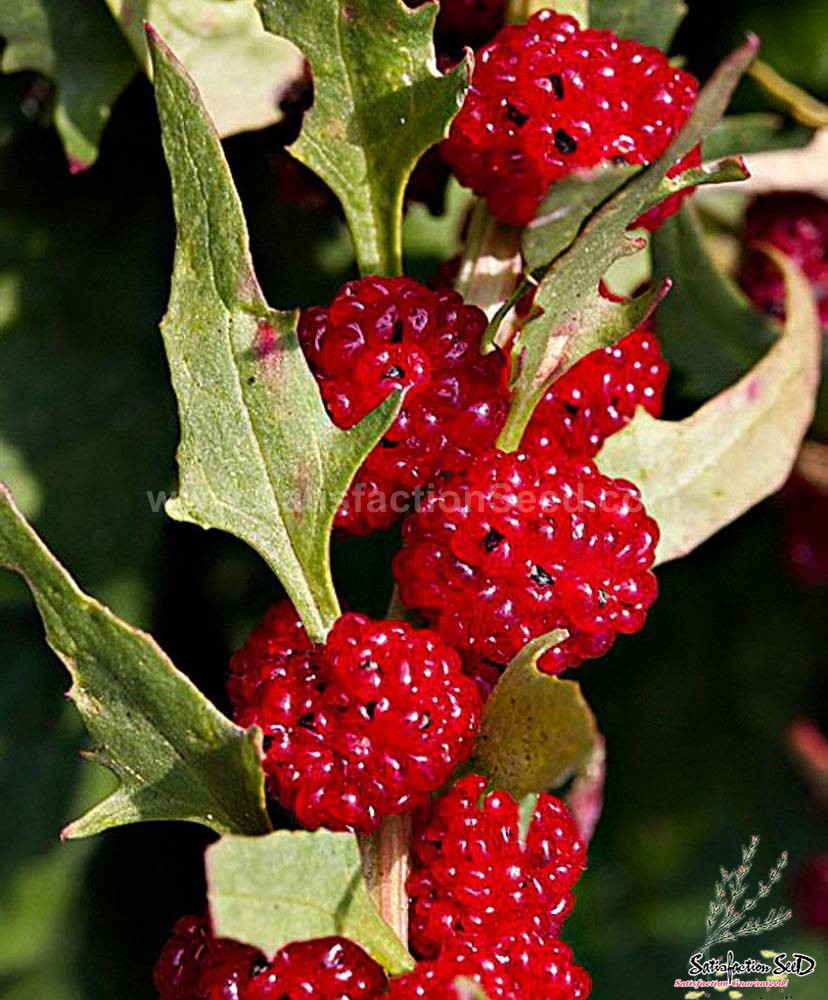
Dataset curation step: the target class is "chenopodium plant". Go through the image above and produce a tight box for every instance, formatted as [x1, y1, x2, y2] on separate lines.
[0, 2, 823, 997]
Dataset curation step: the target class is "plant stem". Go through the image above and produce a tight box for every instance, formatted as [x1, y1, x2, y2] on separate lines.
[359, 814, 412, 945]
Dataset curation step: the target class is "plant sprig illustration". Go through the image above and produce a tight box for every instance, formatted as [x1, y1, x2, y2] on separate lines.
[699, 835, 792, 956]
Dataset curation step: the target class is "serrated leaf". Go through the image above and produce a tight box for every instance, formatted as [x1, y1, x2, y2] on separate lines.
[523, 156, 747, 274]
[472, 632, 599, 799]
[597, 250, 821, 564]
[207, 830, 414, 975]
[257, 0, 469, 275]
[104, 0, 304, 138]
[498, 37, 759, 451]
[652, 205, 777, 400]
[149, 29, 400, 642]
[590, 0, 688, 50]
[0, 0, 136, 170]
[703, 114, 813, 159]
[0, 485, 271, 840]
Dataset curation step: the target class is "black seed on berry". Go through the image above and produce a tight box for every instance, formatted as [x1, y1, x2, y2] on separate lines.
[298, 712, 316, 730]
[419, 711, 431, 730]
[384, 365, 405, 379]
[360, 658, 381, 673]
[597, 588, 609, 608]
[563, 401, 579, 417]
[365, 701, 378, 720]
[549, 73, 564, 99]
[379, 437, 399, 449]
[554, 129, 578, 154]
[391, 319, 404, 343]
[506, 102, 529, 127]
[262, 735, 274, 752]
[483, 528, 505, 552]
[531, 564, 555, 587]
[250, 959, 269, 977]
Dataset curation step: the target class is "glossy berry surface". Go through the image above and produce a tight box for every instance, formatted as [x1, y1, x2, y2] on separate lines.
[523, 321, 669, 459]
[154, 916, 387, 999]
[739, 192, 828, 324]
[388, 930, 591, 998]
[229, 604, 482, 833]
[298, 276, 509, 535]
[442, 9, 699, 225]
[394, 448, 660, 675]
[408, 774, 586, 959]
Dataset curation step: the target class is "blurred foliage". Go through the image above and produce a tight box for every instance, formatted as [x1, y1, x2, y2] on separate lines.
[0, 1, 825, 998]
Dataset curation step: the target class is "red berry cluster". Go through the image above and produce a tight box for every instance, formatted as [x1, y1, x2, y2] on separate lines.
[154, 917, 387, 999]
[442, 9, 700, 226]
[408, 774, 586, 957]
[229, 604, 482, 833]
[298, 276, 510, 535]
[394, 447, 660, 676]
[739, 192, 828, 324]
[524, 320, 668, 459]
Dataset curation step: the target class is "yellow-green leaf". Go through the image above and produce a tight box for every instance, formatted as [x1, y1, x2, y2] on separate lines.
[473, 632, 599, 799]
[149, 29, 399, 643]
[598, 250, 821, 564]
[207, 830, 414, 975]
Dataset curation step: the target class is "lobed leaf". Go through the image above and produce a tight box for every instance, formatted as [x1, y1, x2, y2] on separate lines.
[105, 0, 305, 139]
[256, 0, 469, 276]
[497, 36, 759, 451]
[472, 632, 599, 800]
[207, 830, 414, 975]
[597, 250, 821, 564]
[0, 485, 271, 840]
[590, 0, 688, 50]
[0, 0, 136, 170]
[149, 29, 399, 642]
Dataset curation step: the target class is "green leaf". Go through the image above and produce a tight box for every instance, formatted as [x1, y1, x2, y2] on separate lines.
[207, 830, 415, 975]
[105, 0, 304, 138]
[590, 0, 688, 50]
[0, 0, 136, 170]
[703, 114, 813, 159]
[256, 0, 469, 275]
[0, 485, 271, 839]
[651, 205, 777, 400]
[472, 632, 599, 800]
[497, 36, 759, 451]
[149, 29, 400, 642]
[523, 156, 747, 274]
[597, 250, 821, 565]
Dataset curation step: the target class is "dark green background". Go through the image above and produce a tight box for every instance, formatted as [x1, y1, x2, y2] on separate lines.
[0, 1, 825, 997]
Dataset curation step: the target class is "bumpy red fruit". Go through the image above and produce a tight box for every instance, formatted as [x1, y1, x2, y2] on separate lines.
[523, 320, 669, 459]
[389, 930, 591, 998]
[298, 276, 509, 535]
[442, 9, 699, 226]
[229, 605, 482, 833]
[154, 916, 388, 999]
[393, 448, 659, 676]
[408, 774, 586, 959]
[739, 192, 828, 324]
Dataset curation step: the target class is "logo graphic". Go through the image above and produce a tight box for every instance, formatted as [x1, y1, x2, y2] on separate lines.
[674, 836, 817, 993]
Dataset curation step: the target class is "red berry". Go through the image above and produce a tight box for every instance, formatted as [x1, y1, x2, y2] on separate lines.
[298, 276, 510, 536]
[739, 193, 828, 324]
[393, 448, 659, 676]
[154, 917, 388, 999]
[229, 605, 483, 833]
[408, 774, 586, 959]
[522, 320, 669, 459]
[442, 10, 699, 226]
[388, 929, 591, 998]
